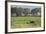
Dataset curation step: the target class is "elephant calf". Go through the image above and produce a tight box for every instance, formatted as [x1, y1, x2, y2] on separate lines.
[26, 21, 35, 24]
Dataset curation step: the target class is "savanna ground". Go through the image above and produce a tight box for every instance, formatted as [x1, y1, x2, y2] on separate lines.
[11, 16, 41, 28]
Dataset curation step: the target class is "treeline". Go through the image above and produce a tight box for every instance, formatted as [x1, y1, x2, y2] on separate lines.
[11, 7, 41, 16]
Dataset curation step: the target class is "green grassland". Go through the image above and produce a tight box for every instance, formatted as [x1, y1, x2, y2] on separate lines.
[11, 16, 41, 28]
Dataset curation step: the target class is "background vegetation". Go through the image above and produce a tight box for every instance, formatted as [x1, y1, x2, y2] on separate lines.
[11, 6, 41, 28]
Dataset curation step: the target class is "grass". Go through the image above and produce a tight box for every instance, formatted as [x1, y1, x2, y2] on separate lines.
[11, 16, 41, 28]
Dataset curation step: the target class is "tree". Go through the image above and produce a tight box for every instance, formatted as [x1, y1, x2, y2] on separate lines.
[31, 8, 41, 16]
[11, 7, 24, 16]
[23, 8, 30, 16]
